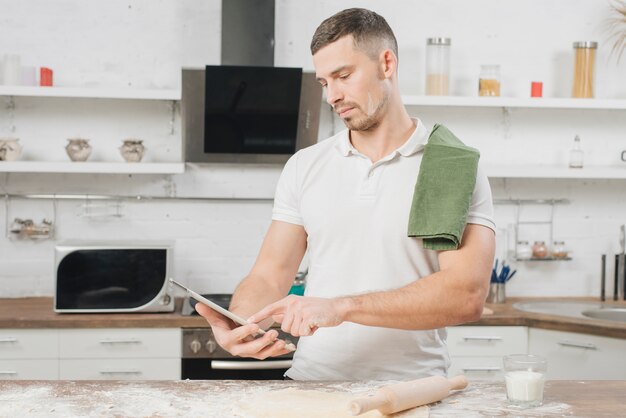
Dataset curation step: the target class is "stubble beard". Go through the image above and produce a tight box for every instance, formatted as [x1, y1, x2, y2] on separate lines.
[341, 87, 390, 132]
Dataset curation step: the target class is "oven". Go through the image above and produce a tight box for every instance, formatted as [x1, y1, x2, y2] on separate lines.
[181, 328, 296, 380]
[180, 294, 297, 380]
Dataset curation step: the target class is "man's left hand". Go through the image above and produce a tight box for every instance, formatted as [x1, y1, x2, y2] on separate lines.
[247, 295, 348, 337]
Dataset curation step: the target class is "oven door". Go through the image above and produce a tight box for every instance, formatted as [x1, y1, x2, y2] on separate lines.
[181, 358, 292, 380]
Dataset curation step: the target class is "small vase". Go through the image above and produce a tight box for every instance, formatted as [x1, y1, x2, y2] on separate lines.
[119, 139, 145, 163]
[65, 138, 92, 162]
[0, 138, 23, 161]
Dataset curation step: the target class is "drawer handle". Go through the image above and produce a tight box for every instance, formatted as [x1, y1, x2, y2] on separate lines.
[462, 336, 503, 341]
[99, 338, 142, 344]
[557, 340, 597, 350]
[0, 371, 17, 375]
[0, 338, 18, 343]
[99, 370, 142, 375]
[461, 367, 501, 372]
[211, 360, 293, 370]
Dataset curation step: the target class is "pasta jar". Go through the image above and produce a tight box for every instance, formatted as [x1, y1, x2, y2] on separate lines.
[532, 241, 549, 259]
[479, 65, 500, 96]
[552, 241, 568, 259]
[572, 41, 597, 98]
[425, 37, 451, 96]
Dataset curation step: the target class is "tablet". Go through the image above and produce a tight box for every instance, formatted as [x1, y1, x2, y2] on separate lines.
[169, 278, 266, 335]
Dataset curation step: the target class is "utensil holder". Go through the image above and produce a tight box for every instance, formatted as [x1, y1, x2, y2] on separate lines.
[487, 283, 506, 304]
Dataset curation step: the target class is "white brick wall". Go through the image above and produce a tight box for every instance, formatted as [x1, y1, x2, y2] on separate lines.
[1, 0, 626, 297]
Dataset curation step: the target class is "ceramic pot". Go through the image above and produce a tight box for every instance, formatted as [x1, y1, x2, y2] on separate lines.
[119, 139, 145, 163]
[0, 138, 22, 161]
[65, 138, 92, 162]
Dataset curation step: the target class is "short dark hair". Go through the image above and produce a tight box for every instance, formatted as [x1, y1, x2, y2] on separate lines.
[310, 8, 398, 61]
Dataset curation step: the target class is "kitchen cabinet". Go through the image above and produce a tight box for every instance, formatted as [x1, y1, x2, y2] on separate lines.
[58, 328, 181, 381]
[0, 328, 181, 381]
[0, 86, 184, 174]
[447, 326, 528, 379]
[403, 95, 626, 180]
[0, 329, 59, 380]
[528, 328, 626, 380]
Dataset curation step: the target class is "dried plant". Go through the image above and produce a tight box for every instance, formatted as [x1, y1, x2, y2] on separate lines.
[607, 0, 626, 62]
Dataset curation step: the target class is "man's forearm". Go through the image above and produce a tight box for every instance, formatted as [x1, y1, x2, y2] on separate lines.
[339, 269, 488, 330]
[229, 273, 290, 319]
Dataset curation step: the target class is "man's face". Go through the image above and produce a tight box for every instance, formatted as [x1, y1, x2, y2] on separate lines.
[313, 35, 391, 131]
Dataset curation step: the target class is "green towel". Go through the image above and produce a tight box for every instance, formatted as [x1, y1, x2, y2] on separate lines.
[407, 124, 480, 251]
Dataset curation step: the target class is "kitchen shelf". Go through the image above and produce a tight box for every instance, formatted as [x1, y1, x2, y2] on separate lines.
[402, 95, 626, 110]
[0, 161, 185, 174]
[485, 165, 626, 179]
[0, 86, 181, 100]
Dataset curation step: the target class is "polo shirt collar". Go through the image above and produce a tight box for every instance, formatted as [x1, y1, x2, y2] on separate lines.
[335, 118, 429, 158]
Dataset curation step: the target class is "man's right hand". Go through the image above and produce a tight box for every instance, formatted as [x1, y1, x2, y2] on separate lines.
[195, 303, 293, 360]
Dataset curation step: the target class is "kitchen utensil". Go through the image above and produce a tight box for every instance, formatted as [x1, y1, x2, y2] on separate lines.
[168, 279, 296, 351]
[349, 375, 468, 416]
[619, 225, 625, 300]
[614, 254, 619, 301]
[601, 254, 606, 302]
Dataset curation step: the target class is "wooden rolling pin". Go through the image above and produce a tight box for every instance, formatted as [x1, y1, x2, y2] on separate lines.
[349, 375, 468, 416]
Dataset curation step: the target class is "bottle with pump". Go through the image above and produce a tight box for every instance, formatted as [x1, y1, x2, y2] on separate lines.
[569, 135, 584, 168]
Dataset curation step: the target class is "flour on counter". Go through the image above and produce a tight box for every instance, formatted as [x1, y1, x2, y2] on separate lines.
[428, 382, 572, 418]
[0, 381, 220, 418]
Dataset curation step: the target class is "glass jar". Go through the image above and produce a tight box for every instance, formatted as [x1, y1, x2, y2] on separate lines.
[425, 37, 451, 96]
[516, 240, 532, 260]
[572, 41, 597, 98]
[532, 241, 549, 259]
[478, 65, 500, 96]
[552, 241, 568, 259]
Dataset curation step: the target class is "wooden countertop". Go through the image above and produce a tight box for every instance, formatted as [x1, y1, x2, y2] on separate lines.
[0, 379, 623, 417]
[2, 297, 626, 339]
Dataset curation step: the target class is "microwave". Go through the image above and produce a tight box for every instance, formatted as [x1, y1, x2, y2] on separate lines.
[54, 242, 175, 313]
[182, 66, 322, 164]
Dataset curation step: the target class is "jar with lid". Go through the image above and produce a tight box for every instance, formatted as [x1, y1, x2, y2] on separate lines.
[532, 241, 549, 259]
[425, 37, 451, 96]
[479, 65, 501, 96]
[552, 241, 568, 259]
[572, 41, 597, 98]
[516, 240, 532, 260]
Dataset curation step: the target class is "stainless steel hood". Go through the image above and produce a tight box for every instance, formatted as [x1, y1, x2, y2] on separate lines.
[182, 0, 322, 164]
[221, 0, 275, 67]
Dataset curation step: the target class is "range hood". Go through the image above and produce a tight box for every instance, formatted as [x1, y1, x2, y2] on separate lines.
[182, 0, 322, 164]
[221, 0, 275, 67]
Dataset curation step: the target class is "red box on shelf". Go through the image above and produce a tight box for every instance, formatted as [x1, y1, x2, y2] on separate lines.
[40, 67, 53, 87]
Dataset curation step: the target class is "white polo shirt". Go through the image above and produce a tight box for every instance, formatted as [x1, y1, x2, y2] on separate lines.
[272, 119, 495, 380]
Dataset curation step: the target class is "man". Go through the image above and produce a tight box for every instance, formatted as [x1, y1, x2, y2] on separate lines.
[197, 8, 495, 380]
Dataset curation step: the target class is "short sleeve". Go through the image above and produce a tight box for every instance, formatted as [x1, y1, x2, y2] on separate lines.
[465, 164, 496, 232]
[272, 152, 304, 226]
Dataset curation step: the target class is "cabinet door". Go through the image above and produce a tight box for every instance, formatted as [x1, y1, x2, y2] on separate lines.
[59, 358, 180, 380]
[58, 328, 180, 359]
[0, 329, 58, 359]
[447, 326, 528, 357]
[528, 328, 626, 379]
[0, 359, 58, 380]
